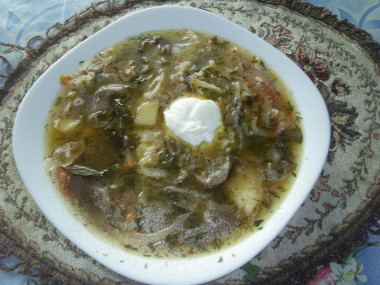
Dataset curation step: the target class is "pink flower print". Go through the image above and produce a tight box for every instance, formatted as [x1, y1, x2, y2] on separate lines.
[307, 264, 335, 285]
[261, 23, 294, 54]
[295, 46, 330, 83]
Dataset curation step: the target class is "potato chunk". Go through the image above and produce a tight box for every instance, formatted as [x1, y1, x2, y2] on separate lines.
[134, 101, 160, 126]
[225, 165, 263, 216]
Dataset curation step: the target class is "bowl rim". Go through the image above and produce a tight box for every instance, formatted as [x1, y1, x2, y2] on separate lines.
[12, 5, 330, 285]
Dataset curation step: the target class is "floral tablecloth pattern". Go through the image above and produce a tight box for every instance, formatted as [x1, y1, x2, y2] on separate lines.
[307, 231, 380, 285]
[0, 0, 379, 284]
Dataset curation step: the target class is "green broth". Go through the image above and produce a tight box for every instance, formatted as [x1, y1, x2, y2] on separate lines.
[44, 29, 302, 257]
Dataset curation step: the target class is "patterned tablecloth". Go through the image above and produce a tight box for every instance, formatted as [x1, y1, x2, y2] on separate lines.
[0, 0, 379, 284]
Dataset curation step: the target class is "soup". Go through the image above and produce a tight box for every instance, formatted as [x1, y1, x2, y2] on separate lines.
[44, 29, 302, 256]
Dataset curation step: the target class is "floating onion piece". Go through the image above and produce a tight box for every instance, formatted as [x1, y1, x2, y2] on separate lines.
[164, 186, 211, 200]
[94, 84, 130, 97]
[117, 215, 188, 246]
[192, 78, 223, 94]
[140, 167, 169, 178]
[63, 164, 108, 176]
[144, 72, 165, 98]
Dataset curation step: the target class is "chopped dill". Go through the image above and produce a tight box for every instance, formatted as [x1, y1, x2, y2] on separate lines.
[277, 186, 287, 192]
[286, 100, 294, 111]
[55, 96, 62, 106]
[124, 245, 138, 251]
[268, 189, 280, 198]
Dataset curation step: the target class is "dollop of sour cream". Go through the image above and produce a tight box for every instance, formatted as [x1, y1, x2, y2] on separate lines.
[164, 97, 221, 146]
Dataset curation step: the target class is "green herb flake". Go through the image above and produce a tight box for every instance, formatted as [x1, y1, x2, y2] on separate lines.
[277, 186, 287, 192]
[218, 257, 223, 263]
[211, 35, 229, 47]
[254, 220, 264, 227]
[211, 35, 218, 44]
[286, 100, 294, 111]
[268, 190, 280, 198]
[55, 96, 62, 106]
[241, 262, 261, 283]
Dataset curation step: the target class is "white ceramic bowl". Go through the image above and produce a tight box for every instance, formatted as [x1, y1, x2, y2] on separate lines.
[13, 5, 330, 285]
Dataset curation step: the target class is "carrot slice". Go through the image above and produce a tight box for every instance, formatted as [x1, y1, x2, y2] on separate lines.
[59, 74, 72, 85]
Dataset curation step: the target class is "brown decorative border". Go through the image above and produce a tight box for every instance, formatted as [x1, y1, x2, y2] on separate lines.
[257, 0, 380, 67]
[258, 175, 380, 284]
[0, 0, 379, 284]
